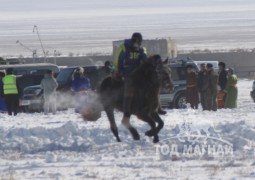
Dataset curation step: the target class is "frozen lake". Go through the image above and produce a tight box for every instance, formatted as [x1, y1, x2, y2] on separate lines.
[0, 0, 255, 57]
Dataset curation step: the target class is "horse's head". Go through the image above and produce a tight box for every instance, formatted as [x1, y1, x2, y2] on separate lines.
[149, 55, 174, 92]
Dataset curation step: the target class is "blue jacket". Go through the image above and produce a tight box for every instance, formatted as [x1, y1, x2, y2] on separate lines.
[114, 39, 147, 78]
[71, 76, 91, 92]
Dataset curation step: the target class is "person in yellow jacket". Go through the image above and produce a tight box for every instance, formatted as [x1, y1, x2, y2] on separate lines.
[2, 68, 20, 116]
[114, 33, 147, 79]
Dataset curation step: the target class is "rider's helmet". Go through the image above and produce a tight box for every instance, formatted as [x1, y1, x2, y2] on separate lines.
[131, 32, 143, 48]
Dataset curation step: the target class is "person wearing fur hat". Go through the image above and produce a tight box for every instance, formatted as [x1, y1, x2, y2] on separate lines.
[186, 64, 199, 109]
[202, 63, 218, 111]
[218, 62, 228, 91]
[40, 70, 58, 115]
[224, 68, 238, 108]
[217, 62, 228, 108]
[197, 63, 207, 110]
[71, 67, 91, 113]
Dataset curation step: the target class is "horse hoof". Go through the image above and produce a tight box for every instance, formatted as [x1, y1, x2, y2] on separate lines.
[134, 135, 140, 140]
[153, 137, 159, 143]
[145, 131, 154, 137]
[158, 109, 167, 115]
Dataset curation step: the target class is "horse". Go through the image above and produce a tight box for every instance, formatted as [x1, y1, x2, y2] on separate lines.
[98, 55, 174, 143]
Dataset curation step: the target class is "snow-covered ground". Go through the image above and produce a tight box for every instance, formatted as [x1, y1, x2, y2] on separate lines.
[0, 79, 255, 180]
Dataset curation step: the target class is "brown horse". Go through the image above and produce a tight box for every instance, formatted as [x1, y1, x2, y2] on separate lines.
[99, 55, 174, 143]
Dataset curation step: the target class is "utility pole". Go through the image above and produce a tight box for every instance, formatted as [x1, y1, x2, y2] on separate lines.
[16, 40, 37, 63]
[33, 25, 47, 63]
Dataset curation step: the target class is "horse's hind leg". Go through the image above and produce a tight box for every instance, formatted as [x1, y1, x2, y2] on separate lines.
[105, 107, 121, 142]
[122, 116, 140, 140]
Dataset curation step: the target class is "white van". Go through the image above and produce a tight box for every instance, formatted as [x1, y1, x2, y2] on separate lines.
[0, 63, 59, 75]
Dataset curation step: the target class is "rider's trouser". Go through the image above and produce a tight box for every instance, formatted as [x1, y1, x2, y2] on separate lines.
[123, 79, 133, 118]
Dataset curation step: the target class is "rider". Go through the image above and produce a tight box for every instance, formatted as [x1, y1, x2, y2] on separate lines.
[114, 32, 147, 124]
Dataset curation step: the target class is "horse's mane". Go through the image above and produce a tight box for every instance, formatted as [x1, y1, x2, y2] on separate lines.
[130, 60, 160, 89]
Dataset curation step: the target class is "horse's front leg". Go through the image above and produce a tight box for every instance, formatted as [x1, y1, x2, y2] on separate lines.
[122, 115, 140, 140]
[151, 112, 164, 135]
[105, 107, 121, 142]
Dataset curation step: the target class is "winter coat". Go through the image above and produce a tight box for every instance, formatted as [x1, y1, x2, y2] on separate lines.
[114, 39, 147, 78]
[186, 71, 199, 107]
[40, 74, 58, 97]
[225, 74, 238, 108]
[0, 79, 4, 98]
[218, 69, 228, 91]
[2, 74, 19, 95]
[71, 76, 90, 92]
[197, 70, 206, 93]
[202, 70, 218, 111]
[0, 79, 7, 112]
[202, 70, 218, 96]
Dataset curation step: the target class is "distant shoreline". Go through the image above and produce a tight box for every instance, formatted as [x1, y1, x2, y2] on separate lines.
[178, 48, 255, 55]
[3, 49, 254, 78]
[3, 47, 255, 59]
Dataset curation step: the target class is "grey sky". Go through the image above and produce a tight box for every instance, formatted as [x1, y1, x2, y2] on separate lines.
[0, 0, 255, 56]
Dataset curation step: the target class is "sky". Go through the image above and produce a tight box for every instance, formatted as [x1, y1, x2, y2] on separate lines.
[0, 0, 255, 57]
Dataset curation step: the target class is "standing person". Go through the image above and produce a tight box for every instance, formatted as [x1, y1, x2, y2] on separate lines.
[218, 62, 228, 91]
[40, 70, 58, 115]
[0, 71, 7, 112]
[224, 68, 238, 109]
[100, 61, 113, 77]
[114, 32, 147, 123]
[203, 63, 218, 111]
[71, 67, 91, 113]
[2, 68, 20, 116]
[218, 62, 228, 108]
[98, 61, 113, 87]
[197, 63, 206, 110]
[186, 65, 199, 109]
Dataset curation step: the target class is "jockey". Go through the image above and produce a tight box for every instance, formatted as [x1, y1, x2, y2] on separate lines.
[114, 32, 147, 79]
[114, 32, 147, 123]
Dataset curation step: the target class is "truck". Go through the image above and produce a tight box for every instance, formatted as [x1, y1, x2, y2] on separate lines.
[113, 38, 177, 59]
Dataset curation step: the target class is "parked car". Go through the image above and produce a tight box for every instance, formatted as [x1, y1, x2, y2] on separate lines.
[21, 60, 218, 111]
[20, 65, 108, 112]
[250, 81, 255, 102]
[159, 59, 199, 109]
[160, 59, 219, 109]
[0, 63, 60, 97]
[17, 74, 47, 97]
